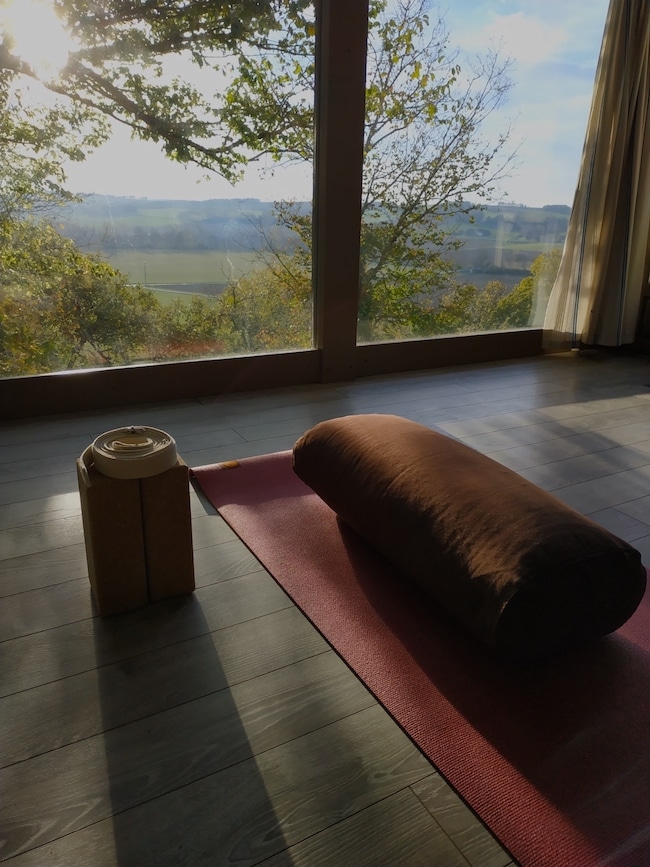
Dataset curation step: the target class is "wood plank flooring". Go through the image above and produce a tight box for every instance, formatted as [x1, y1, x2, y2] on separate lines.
[2, 350, 649, 866]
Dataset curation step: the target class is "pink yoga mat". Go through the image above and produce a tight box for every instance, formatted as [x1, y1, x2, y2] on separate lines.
[192, 451, 650, 867]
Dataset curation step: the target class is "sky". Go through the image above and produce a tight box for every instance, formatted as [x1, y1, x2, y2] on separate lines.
[57, 0, 611, 207]
[442, 0, 610, 206]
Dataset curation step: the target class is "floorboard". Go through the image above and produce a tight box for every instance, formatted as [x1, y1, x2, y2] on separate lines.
[2, 351, 649, 866]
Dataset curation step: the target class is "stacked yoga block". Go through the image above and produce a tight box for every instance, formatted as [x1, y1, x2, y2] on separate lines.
[77, 427, 195, 616]
[293, 414, 646, 663]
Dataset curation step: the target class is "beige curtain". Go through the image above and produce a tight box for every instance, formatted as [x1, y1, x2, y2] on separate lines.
[543, 0, 650, 350]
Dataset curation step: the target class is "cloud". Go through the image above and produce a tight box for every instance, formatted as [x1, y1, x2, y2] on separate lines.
[457, 12, 568, 66]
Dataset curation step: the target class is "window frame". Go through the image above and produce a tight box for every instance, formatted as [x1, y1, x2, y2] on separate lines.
[0, 0, 541, 420]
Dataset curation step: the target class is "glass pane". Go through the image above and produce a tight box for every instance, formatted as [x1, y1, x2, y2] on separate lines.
[0, 1, 314, 377]
[357, 0, 609, 344]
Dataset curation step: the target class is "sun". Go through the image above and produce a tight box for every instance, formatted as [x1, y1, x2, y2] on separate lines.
[0, 0, 78, 79]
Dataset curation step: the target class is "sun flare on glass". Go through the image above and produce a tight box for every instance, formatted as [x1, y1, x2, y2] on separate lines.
[1, 0, 77, 79]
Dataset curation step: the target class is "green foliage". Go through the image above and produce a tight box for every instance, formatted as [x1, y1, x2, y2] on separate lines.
[0, 0, 312, 188]
[428, 278, 528, 334]
[0, 219, 161, 374]
[223, 0, 517, 341]
[215, 264, 312, 353]
[0, 0, 545, 374]
[152, 295, 229, 360]
[221, 8, 315, 165]
[0, 0, 322, 372]
[420, 248, 561, 337]
[0, 213, 316, 374]
[0, 70, 110, 220]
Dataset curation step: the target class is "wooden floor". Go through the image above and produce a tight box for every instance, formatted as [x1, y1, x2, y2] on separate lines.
[2, 350, 650, 866]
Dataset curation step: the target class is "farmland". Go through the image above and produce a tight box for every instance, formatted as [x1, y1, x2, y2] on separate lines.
[58, 195, 570, 301]
[108, 250, 263, 290]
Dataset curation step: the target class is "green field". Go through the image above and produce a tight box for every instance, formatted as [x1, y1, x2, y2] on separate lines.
[107, 249, 263, 286]
[93, 197, 567, 297]
[107, 239, 561, 305]
[149, 287, 210, 306]
[98, 209, 186, 228]
[64, 197, 568, 292]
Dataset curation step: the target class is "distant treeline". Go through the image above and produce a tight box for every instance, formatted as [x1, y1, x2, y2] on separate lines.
[58, 196, 300, 254]
[464, 207, 569, 244]
[57, 195, 570, 256]
[64, 218, 279, 252]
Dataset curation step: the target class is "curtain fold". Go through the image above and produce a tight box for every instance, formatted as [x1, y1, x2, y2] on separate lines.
[543, 0, 650, 350]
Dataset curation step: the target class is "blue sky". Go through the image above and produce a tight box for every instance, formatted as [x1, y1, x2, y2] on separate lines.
[442, 0, 610, 206]
[64, 0, 610, 206]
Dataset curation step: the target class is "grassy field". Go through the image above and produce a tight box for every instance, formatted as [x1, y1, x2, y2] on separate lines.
[149, 287, 213, 306]
[109, 241, 560, 289]
[100, 210, 186, 228]
[67, 197, 568, 292]
[107, 249, 263, 286]
[104, 232, 563, 309]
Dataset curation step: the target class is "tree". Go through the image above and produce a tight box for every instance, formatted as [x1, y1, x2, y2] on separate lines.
[0, 0, 319, 374]
[428, 248, 561, 337]
[0, 218, 160, 374]
[222, 0, 516, 340]
[0, 69, 109, 221]
[525, 247, 563, 326]
[0, 0, 523, 374]
[0, 0, 312, 207]
[215, 264, 312, 353]
[425, 277, 528, 335]
[154, 295, 229, 360]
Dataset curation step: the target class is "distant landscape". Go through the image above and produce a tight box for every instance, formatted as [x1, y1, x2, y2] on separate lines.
[58, 195, 571, 301]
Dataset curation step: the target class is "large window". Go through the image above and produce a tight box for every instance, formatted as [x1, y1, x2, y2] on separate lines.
[0, 0, 618, 416]
[0, 0, 315, 377]
[357, 0, 609, 344]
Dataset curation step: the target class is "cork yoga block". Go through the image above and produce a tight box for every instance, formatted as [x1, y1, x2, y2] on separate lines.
[77, 456, 195, 616]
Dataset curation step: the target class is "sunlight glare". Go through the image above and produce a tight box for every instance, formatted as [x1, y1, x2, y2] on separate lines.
[1, 0, 77, 79]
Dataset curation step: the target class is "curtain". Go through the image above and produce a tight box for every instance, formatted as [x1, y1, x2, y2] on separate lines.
[543, 0, 650, 350]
